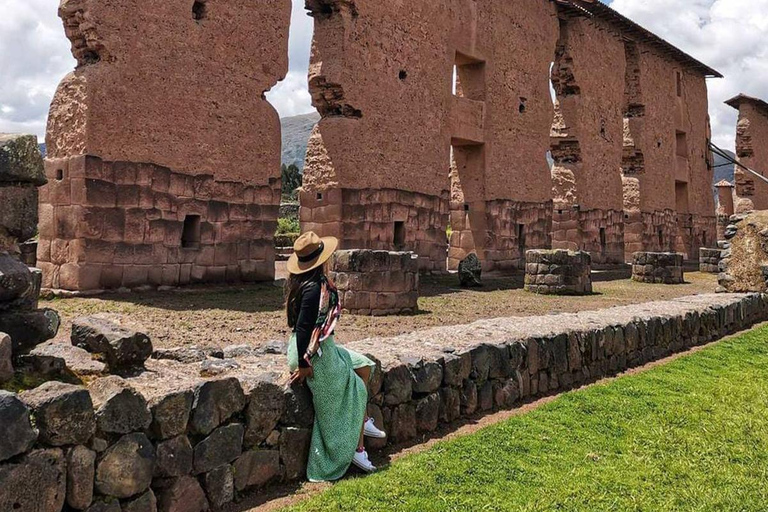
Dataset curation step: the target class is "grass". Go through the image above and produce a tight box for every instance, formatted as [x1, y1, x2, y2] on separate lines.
[40, 272, 718, 350]
[287, 324, 768, 511]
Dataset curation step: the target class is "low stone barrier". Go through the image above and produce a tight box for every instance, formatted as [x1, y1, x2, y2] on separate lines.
[1, 293, 767, 511]
[631, 252, 684, 284]
[329, 249, 419, 315]
[524, 249, 592, 295]
[699, 247, 722, 274]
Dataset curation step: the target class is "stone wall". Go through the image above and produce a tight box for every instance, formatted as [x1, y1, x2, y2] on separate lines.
[40, 0, 290, 291]
[2, 293, 766, 511]
[0, 134, 46, 256]
[329, 250, 419, 315]
[38, 156, 279, 291]
[727, 95, 768, 213]
[524, 249, 592, 295]
[631, 252, 684, 284]
[700, 247, 722, 274]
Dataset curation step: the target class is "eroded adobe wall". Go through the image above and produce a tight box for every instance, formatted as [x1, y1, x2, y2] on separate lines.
[40, 0, 290, 290]
[550, 14, 626, 264]
[300, 0, 460, 271]
[449, 0, 559, 272]
[733, 102, 768, 213]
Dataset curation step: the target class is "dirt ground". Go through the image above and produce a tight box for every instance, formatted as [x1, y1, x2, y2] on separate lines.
[40, 270, 718, 350]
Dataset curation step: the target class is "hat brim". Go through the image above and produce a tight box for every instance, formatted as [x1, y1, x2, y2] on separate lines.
[286, 236, 339, 275]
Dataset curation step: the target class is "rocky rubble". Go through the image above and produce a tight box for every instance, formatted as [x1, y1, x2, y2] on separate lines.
[718, 211, 768, 292]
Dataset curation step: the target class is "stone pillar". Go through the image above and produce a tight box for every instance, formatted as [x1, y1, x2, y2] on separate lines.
[524, 249, 592, 295]
[631, 252, 684, 284]
[329, 250, 419, 316]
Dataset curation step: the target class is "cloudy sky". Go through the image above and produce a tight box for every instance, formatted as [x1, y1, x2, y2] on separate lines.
[1, 0, 767, 150]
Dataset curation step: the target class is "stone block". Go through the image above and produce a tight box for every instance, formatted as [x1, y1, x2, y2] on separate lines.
[280, 381, 314, 428]
[155, 435, 193, 478]
[244, 377, 285, 448]
[0, 332, 12, 382]
[21, 381, 95, 446]
[67, 445, 96, 510]
[89, 376, 152, 434]
[232, 450, 281, 492]
[149, 389, 194, 440]
[415, 392, 440, 433]
[71, 316, 153, 369]
[156, 476, 209, 512]
[0, 391, 37, 462]
[30, 341, 106, 376]
[190, 378, 246, 436]
[0, 448, 66, 512]
[383, 363, 413, 406]
[95, 433, 155, 499]
[406, 357, 443, 394]
[203, 464, 234, 509]
[193, 423, 244, 474]
[122, 490, 157, 512]
[279, 427, 312, 480]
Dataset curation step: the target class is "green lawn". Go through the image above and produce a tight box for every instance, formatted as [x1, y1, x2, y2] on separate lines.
[288, 325, 768, 511]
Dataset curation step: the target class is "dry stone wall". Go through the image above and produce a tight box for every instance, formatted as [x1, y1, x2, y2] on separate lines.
[329, 250, 419, 316]
[699, 247, 723, 274]
[524, 250, 592, 295]
[631, 252, 684, 284]
[2, 293, 766, 511]
[717, 211, 768, 293]
[40, 0, 290, 291]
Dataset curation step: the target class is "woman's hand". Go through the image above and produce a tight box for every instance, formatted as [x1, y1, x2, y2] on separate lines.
[290, 366, 314, 384]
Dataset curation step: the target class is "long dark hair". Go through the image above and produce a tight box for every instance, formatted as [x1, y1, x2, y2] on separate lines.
[285, 265, 325, 328]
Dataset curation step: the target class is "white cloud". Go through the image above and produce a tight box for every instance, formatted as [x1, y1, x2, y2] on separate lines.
[609, 0, 768, 150]
[2, 0, 765, 151]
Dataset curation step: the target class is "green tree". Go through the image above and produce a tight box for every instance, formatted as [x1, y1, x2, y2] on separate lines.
[281, 163, 302, 200]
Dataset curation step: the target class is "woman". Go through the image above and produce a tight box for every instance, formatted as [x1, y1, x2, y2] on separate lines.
[286, 231, 387, 481]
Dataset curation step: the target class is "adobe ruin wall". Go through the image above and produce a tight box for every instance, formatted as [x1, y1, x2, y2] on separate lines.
[39, 0, 291, 291]
[728, 96, 768, 214]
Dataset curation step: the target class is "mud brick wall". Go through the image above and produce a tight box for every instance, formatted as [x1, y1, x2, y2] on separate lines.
[632, 252, 684, 284]
[524, 249, 592, 295]
[449, 200, 552, 272]
[37, 156, 279, 291]
[301, 188, 449, 272]
[42, 0, 290, 291]
[727, 96, 768, 213]
[700, 248, 722, 274]
[329, 249, 419, 316]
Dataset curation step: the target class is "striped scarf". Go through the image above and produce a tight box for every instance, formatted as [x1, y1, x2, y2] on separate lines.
[305, 276, 341, 362]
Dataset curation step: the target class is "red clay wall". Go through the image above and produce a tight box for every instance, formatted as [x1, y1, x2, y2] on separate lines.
[551, 14, 627, 264]
[732, 101, 768, 212]
[40, 0, 290, 290]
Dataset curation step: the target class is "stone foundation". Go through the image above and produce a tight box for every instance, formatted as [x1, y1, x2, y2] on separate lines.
[37, 156, 280, 291]
[552, 209, 625, 264]
[300, 188, 449, 273]
[329, 250, 419, 316]
[524, 250, 592, 295]
[449, 200, 552, 273]
[699, 248, 722, 274]
[631, 252, 684, 284]
[2, 293, 765, 511]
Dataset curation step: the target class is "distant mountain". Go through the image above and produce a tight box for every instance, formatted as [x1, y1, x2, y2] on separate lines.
[281, 111, 320, 171]
[712, 148, 736, 185]
[39, 143, 46, 157]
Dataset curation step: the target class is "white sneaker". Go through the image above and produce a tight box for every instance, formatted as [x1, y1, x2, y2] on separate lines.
[352, 449, 376, 473]
[364, 417, 387, 439]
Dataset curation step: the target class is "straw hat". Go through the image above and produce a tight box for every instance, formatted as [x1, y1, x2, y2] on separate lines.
[286, 232, 339, 275]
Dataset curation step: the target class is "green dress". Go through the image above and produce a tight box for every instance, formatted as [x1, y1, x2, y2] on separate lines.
[288, 333, 375, 482]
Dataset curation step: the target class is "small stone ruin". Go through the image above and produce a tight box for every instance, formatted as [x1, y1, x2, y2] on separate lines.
[458, 253, 482, 288]
[631, 252, 684, 284]
[524, 249, 592, 295]
[329, 250, 419, 316]
[699, 247, 723, 274]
